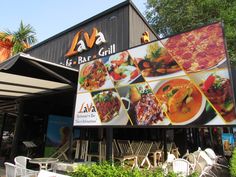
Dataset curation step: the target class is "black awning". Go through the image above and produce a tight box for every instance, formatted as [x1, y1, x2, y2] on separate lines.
[0, 53, 78, 112]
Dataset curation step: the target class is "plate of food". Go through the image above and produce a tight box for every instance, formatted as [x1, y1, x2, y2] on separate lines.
[154, 78, 206, 125]
[93, 90, 128, 125]
[118, 84, 169, 125]
[198, 70, 236, 122]
[128, 42, 183, 81]
[164, 23, 226, 73]
[78, 60, 114, 92]
[105, 51, 141, 86]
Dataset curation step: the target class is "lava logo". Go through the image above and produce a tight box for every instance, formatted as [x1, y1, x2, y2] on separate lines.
[65, 27, 106, 57]
[79, 102, 96, 113]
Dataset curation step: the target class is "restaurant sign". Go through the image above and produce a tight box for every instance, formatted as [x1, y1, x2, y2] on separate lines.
[64, 27, 116, 67]
[73, 22, 236, 126]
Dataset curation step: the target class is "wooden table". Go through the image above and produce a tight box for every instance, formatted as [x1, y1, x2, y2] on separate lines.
[29, 157, 59, 170]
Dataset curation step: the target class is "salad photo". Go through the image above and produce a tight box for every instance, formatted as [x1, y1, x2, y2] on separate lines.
[104, 51, 144, 87]
[117, 83, 167, 125]
[199, 73, 236, 122]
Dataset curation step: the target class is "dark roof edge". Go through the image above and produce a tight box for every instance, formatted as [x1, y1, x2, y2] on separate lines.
[128, 0, 159, 39]
[26, 0, 131, 52]
[26, 0, 158, 52]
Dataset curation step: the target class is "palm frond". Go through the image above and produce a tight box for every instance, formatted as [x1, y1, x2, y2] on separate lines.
[0, 30, 12, 42]
[1, 21, 37, 55]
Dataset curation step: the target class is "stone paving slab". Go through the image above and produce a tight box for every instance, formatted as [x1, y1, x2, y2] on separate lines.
[0, 167, 5, 177]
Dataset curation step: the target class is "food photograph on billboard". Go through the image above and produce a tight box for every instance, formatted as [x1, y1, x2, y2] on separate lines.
[73, 22, 236, 126]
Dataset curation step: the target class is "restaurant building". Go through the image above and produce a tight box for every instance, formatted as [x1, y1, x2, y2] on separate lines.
[0, 0, 159, 162]
[0, 0, 235, 164]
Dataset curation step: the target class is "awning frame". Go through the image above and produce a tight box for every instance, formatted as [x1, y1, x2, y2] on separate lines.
[0, 53, 78, 112]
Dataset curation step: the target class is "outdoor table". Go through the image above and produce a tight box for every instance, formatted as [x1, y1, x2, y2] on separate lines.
[53, 161, 95, 173]
[29, 157, 59, 170]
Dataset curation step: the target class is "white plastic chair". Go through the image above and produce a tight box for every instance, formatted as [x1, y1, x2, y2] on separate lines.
[182, 149, 190, 159]
[172, 158, 190, 176]
[50, 141, 70, 160]
[74, 140, 88, 161]
[14, 156, 31, 168]
[87, 141, 106, 163]
[166, 152, 176, 163]
[112, 140, 138, 169]
[5, 162, 16, 177]
[204, 148, 219, 161]
[197, 151, 217, 177]
[204, 148, 229, 169]
[136, 141, 153, 169]
[80, 140, 89, 161]
[161, 152, 176, 174]
[183, 153, 197, 173]
[5, 162, 38, 177]
[14, 156, 32, 176]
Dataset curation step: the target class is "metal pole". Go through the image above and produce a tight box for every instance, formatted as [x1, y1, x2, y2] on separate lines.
[106, 128, 113, 162]
[209, 127, 214, 147]
[0, 113, 7, 152]
[68, 127, 74, 162]
[163, 129, 167, 161]
[10, 100, 24, 160]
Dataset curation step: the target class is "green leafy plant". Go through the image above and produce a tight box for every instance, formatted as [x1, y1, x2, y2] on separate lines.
[230, 148, 236, 177]
[188, 172, 200, 177]
[145, 0, 236, 66]
[0, 20, 37, 55]
[69, 161, 199, 177]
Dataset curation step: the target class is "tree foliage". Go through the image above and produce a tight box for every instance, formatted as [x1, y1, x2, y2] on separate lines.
[145, 0, 236, 65]
[0, 21, 37, 55]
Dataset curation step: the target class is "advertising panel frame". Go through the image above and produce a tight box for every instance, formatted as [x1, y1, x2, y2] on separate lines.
[72, 21, 236, 128]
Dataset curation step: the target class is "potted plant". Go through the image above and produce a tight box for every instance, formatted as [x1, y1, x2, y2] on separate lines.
[230, 148, 236, 177]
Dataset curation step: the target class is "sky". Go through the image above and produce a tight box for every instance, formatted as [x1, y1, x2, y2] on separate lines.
[0, 0, 147, 44]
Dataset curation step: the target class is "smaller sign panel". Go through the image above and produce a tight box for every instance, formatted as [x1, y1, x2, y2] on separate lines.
[45, 115, 72, 157]
[73, 92, 100, 125]
[222, 133, 235, 156]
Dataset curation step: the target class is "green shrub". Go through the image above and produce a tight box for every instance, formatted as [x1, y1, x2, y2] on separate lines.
[165, 171, 178, 177]
[69, 162, 198, 177]
[188, 172, 199, 177]
[70, 162, 129, 177]
[230, 148, 236, 177]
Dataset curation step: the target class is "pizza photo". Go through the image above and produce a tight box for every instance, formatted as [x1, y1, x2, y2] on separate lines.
[164, 22, 226, 73]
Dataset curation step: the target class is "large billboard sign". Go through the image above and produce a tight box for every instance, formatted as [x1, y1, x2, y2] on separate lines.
[73, 22, 236, 126]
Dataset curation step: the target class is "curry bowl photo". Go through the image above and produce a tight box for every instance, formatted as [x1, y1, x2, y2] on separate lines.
[154, 77, 206, 125]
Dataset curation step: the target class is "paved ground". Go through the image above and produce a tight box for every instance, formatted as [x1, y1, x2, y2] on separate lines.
[0, 167, 5, 177]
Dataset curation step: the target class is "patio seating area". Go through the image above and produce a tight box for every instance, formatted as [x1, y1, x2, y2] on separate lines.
[51, 139, 230, 176]
[1, 139, 231, 177]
